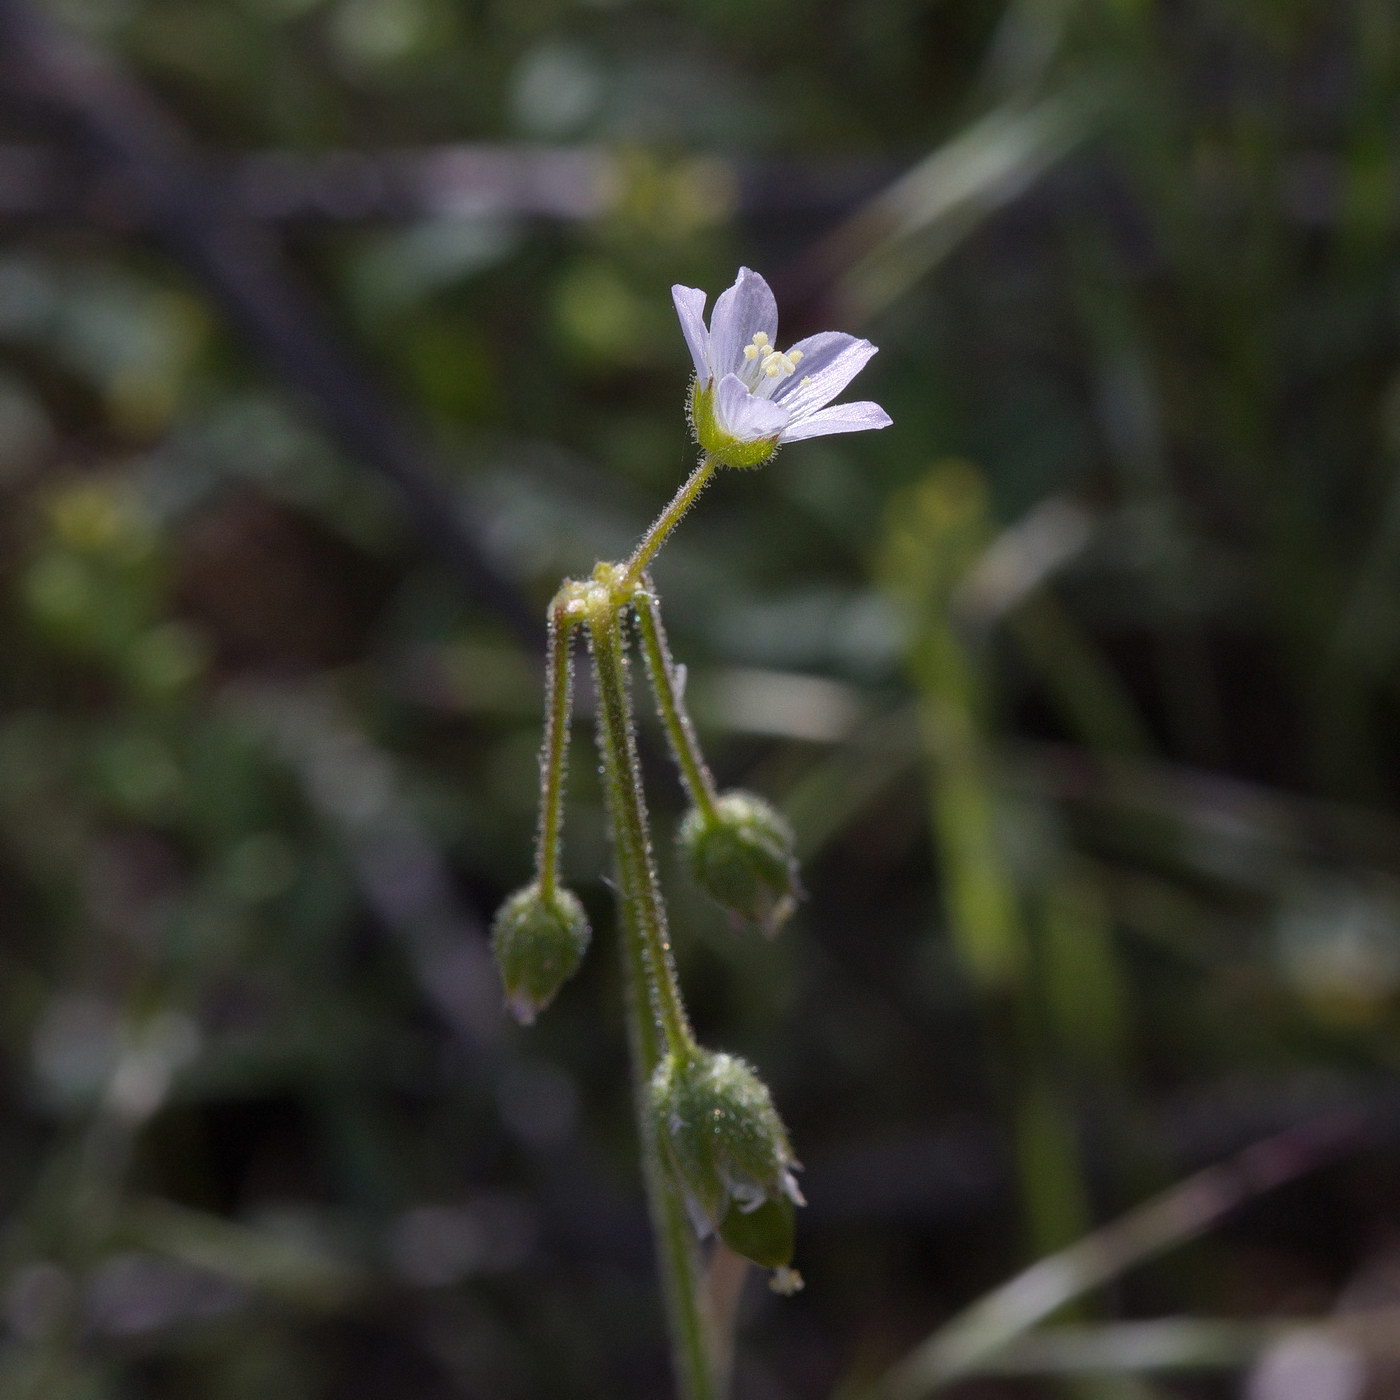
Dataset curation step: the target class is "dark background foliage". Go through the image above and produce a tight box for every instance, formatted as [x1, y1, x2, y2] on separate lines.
[0, 0, 1398, 1396]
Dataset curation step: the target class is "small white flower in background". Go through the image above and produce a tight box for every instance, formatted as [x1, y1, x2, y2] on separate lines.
[673, 266, 892, 468]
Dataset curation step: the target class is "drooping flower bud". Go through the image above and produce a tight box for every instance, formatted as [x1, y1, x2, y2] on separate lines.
[491, 883, 591, 1024]
[679, 791, 801, 935]
[649, 1048, 804, 1278]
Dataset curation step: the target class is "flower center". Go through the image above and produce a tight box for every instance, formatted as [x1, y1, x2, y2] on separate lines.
[741, 332, 803, 391]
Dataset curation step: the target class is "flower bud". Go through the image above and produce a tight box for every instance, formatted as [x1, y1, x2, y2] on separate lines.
[679, 791, 801, 935]
[490, 883, 591, 1025]
[649, 1048, 804, 1275]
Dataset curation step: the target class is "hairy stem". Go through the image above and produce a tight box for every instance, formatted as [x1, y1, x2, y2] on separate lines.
[617, 889, 721, 1400]
[535, 596, 578, 898]
[622, 456, 717, 589]
[587, 591, 718, 1399]
[635, 583, 720, 819]
[587, 595, 694, 1057]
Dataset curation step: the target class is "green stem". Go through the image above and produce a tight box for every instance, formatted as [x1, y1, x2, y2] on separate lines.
[587, 596, 694, 1057]
[622, 456, 718, 589]
[617, 887, 722, 1400]
[635, 583, 720, 819]
[587, 593, 718, 1400]
[535, 596, 578, 898]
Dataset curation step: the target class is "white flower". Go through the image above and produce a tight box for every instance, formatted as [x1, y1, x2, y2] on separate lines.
[672, 266, 892, 468]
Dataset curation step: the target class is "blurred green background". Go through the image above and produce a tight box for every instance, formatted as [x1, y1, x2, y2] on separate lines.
[1, 0, 1400, 1396]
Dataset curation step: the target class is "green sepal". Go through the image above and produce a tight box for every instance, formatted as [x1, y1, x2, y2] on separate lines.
[650, 1048, 801, 1231]
[490, 882, 591, 1024]
[680, 790, 801, 935]
[688, 381, 781, 471]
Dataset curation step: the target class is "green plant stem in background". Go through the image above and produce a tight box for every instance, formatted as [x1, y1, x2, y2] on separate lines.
[869, 1113, 1365, 1400]
[586, 582, 718, 1400]
[535, 600, 577, 898]
[886, 467, 1094, 1259]
[635, 582, 720, 820]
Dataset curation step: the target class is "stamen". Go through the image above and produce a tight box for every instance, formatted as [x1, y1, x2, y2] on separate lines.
[743, 331, 770, 363]
[760, 349, 800, 379]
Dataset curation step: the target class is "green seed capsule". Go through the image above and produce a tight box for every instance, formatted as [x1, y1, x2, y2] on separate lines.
[649, 1047, 804, 1274]
[718, 1195, 795, 1272]
[490, 883, 591, 1024]
[679, 791, 801, 935]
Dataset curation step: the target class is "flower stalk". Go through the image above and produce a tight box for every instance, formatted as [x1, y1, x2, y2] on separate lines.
[619, 902, 723, 1400]
[635, 581, 720, 821]
[489, 266, 890, 1397]
[590, 586, 719, 1400]
[586, 576, 695, 1061]
[535, 595, 578, 899]
[622, 455, 718, 589]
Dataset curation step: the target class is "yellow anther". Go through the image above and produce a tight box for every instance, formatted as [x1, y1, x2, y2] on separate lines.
[788, 349, 803, 365]
[744, 344, 760, 360]
[760, 349, 799, 379]
[752, 331, 769, 347]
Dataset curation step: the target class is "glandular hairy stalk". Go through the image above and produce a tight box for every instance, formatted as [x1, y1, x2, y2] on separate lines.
[587, 591, 717, 1400]
[489, 266, 891, 1397]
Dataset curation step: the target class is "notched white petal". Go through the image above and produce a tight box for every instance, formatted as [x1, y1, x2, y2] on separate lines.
[709, 267, 779, 380]
[715, 373, 789, 443]
[777, 401, 892, 443]
[671, 284, 711, 380]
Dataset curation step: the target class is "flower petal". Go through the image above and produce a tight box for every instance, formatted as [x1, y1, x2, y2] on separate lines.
[715, 373, 790, 442]
[708, 268, 778, 379]
[672, 284, 710, 380]
[773, 333, 877, 418]
[777, 400, 891, 443]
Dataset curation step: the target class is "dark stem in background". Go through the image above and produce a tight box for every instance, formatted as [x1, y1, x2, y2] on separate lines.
[0, 0, 535, 647]
[0, 141, 896, 227]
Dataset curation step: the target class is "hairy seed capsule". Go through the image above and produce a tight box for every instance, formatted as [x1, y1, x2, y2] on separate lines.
[649, 1048, 804, 1275]
[679, 791, 801, 935]
[490, 883, 591, 1024]
[719, 1195, 795, 1272]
